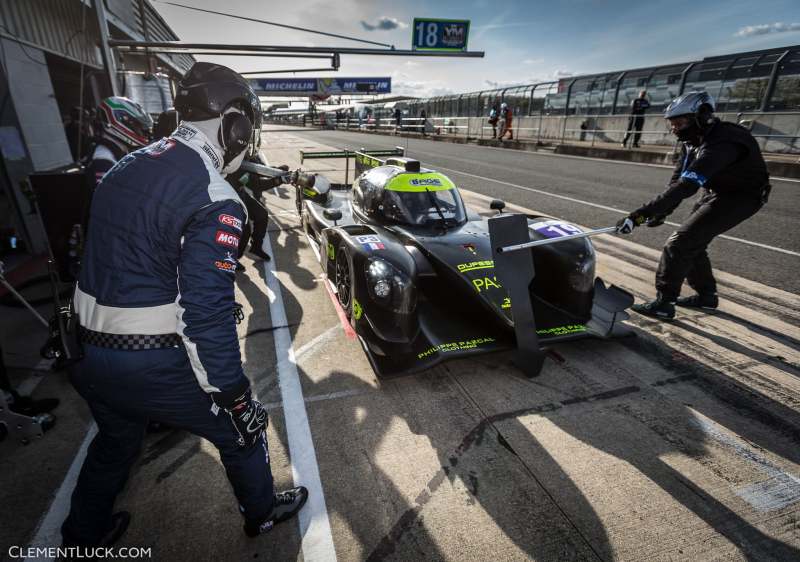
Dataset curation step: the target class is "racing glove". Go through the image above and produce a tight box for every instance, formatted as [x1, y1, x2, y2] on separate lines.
[615, 213, 646, 235]
[215, 389, 268, 448]
[644, 215, 667, 228]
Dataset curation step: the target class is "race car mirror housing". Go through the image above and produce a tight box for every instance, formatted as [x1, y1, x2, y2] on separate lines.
[490, 199, 505, 213]
[323, 209, 342, 225]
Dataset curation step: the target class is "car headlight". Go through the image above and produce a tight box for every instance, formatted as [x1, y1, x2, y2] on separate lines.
[365, 257, 415, 313]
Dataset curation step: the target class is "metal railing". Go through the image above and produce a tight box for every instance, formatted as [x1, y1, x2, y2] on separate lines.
[267, 110, 800, 154]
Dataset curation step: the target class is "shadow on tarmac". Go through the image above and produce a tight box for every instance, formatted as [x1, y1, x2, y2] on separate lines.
[192, 211, 800, 561]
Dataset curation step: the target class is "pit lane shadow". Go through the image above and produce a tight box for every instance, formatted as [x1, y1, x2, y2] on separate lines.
[238, 209, 797, 560]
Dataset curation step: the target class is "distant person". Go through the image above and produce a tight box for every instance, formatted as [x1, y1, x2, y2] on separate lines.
[394, 107, 402, 134]
[488, 104, 499, 139]
[622, 90, 650, 148]
[616, 92, 770, 319]
[499, 103, 513, 140]
[419, 109, 427, 136]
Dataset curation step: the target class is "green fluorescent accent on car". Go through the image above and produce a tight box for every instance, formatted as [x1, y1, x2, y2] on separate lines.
[384, 173, 455, 192]
[327, 243, 335, 260]
[352, 298, 363, 320]
[536, 324, 587, 336]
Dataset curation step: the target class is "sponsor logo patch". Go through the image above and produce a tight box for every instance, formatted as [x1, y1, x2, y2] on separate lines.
[201, 143, 221, 169]
[214, 260, 237, 273]
[355, 234, 385, 251]
[680, 170, 707, 186]
[218, 214, 243, 231]
[172, 124, 196, 141]
[409, 178, 442, 186]
[215, 230, 240, 248]
[143, 138, 175, 157]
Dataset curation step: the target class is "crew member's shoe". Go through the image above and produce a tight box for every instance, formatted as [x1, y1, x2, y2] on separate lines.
[59, 512, 130, 561]
[249, 246, 271, 262]
[8, 395, 59, 415]
[631, 296, 675, 320]
[676, 293, 719, 310]
[244, 487, 309, 537]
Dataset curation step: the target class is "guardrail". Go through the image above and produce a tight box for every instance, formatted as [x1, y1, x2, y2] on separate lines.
[265, 110, 800, 154]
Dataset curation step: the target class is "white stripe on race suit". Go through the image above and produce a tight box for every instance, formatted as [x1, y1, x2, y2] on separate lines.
[74, 285, 178, 335]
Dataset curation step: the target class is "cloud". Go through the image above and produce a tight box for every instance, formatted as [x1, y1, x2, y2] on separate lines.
[522, 58, 543, 65]
[360, 17, 407, 31]
[735, 22, 800, 37]
[394, 80, 453, 98]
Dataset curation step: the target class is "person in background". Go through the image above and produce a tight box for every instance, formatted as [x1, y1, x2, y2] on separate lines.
[420, 108, 427, 136]
[394, 106, 402, 134]
[616, 92, 770, 319]
[488, 104, 499, 139]
[622, 90, 650, 148]
[88, 97, 152, 192]
[499, 103, 514, 140]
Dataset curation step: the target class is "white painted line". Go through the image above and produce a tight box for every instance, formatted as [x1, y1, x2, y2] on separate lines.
[690, 410, 800, 512]
[294, 325, 340, 362]
[24, 424, 98, 562]
[263, 388, 367, 411]
[261, 234, 337, 561]
[435, 164, 800, 258]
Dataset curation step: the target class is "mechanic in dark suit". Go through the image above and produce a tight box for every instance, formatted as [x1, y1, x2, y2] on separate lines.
[61, 63, 307, 553]
[616, 92, 770, 320]
[622, 90, 650, 148]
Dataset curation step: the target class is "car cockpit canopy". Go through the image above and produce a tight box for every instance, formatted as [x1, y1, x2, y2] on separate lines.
[353, 162, 466, 228]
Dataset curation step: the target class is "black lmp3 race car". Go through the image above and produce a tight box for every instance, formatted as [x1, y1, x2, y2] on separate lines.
[291, 148, 633, 377]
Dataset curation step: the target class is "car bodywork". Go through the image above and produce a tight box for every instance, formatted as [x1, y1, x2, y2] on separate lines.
[296, 149, 632, 377]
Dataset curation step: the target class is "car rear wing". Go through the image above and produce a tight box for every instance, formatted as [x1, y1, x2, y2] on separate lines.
[300, 147, 405, 186]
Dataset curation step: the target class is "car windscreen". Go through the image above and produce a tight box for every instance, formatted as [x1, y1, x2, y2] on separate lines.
[381, 187, 466, 227]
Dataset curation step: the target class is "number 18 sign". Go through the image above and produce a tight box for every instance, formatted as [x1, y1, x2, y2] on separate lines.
[412, 18, 470, 52]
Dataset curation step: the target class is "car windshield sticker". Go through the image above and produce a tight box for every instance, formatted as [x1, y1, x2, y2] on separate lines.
[530, 220, 583, 239]
[385, 173, 455, 192]
[355, 234, 385, 250]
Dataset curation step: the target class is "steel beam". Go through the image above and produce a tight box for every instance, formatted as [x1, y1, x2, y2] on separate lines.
[109, 40, 485, 58]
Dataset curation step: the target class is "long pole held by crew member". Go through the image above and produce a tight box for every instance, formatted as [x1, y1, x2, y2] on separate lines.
[496, 226, 618, 254]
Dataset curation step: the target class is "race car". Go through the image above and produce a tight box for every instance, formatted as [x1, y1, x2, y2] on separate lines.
[294, 149, 632, 377]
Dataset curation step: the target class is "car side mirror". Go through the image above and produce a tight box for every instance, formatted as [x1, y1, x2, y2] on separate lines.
[490, 199, 505, 213]
[323, 209, 342, 225]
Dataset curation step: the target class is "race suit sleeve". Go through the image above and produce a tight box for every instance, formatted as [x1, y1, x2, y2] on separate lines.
[88, 157, 115, 191]
[633, 141, 743, 218]
[177, 199, 249, 405]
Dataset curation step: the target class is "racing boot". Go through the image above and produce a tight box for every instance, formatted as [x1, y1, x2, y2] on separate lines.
[631, 294, 675, 320]
[244, 486, 309, 538]
[248, 246, 271, 262]
[676, 293, 718, 310]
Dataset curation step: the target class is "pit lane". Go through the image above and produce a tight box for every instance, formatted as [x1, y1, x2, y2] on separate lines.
[2, 127, 798, 562]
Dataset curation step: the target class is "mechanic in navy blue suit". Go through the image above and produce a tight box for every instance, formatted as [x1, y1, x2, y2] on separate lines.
[61, 63, 307, 553]
[616, 92, 770, 320]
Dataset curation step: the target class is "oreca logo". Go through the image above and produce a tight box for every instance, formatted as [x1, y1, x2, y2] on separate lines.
[410, 178, 442, 186]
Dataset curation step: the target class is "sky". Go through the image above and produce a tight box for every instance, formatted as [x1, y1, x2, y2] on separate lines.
[152, 0, 800, 98]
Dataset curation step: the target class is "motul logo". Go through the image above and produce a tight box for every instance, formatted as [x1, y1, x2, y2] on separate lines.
[215, 230, 240, 248]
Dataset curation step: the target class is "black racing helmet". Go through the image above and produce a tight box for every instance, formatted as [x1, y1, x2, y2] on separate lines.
[664, 91, 715, 125]
[174, 62, 259, 125]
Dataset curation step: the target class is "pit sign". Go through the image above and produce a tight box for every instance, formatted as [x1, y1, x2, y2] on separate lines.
[412, 18, 470, 52]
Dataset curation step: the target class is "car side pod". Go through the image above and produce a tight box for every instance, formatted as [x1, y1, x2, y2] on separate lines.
[488, 213, 547, 378]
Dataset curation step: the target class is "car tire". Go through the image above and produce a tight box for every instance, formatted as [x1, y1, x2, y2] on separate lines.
[335, 244, 354, 320]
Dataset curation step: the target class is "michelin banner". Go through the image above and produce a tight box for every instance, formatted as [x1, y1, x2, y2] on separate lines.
[250, 78, 391, 95]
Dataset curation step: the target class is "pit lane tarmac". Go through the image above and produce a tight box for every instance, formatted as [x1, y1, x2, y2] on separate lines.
[2, 127, 799, 562]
